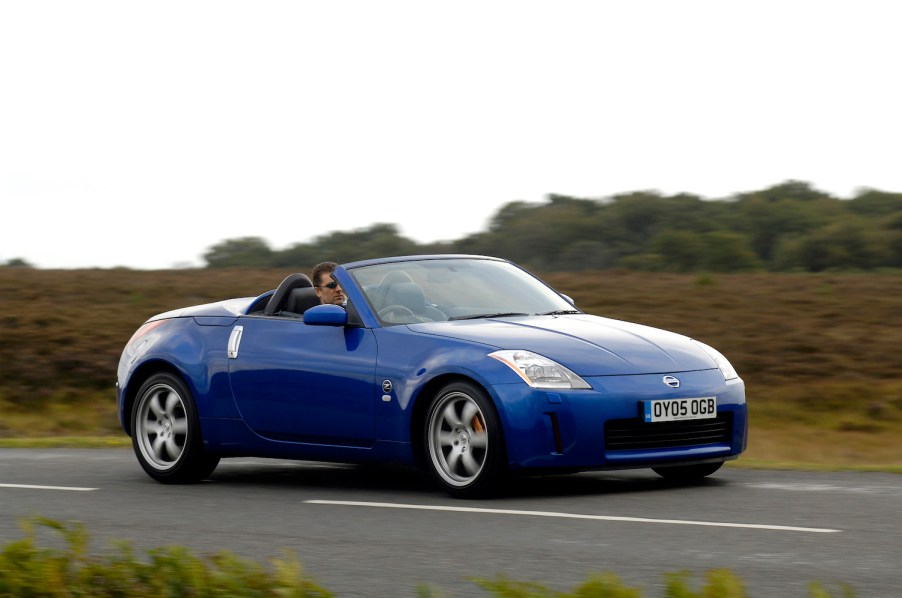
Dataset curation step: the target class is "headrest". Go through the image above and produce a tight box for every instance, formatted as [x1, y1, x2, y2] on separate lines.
[285, 287, 321, 314]
[264, 272, 314, 316]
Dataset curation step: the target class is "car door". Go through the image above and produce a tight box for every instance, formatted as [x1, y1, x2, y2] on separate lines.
[227, 316, 378, 446]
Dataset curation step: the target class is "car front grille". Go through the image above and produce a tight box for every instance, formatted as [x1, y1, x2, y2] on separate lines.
[604, 413, 734, 451]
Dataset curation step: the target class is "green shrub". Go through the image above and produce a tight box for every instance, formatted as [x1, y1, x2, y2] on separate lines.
[0, 517, 332, 597]
[473, 572, 642, 597]
[663, 570, 745, 597]
[0, 519, 857, 597]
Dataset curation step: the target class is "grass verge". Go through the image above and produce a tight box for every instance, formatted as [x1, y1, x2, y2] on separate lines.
[0, 436, 130, 449]
[0, 438, 899, 474]
[2, 383, 900, 471]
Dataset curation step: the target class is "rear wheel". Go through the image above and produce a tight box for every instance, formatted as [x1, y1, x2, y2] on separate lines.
[425, 381, 506, 498]
[131, 373, 219, 483]
[652, 461, 723, 481]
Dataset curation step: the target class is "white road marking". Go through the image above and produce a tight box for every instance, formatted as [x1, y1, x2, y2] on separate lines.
[0, 483, 97, 491]
[746, 482, 902, 497]
[305, 500, 841, 534]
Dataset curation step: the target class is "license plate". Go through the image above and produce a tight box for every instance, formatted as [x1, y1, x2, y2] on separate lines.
[643, 397, 717, 422]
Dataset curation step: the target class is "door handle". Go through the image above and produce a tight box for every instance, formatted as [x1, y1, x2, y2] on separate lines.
[228, 325, 244, 359]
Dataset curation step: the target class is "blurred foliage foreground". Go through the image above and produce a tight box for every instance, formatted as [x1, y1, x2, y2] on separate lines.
[0, 518, 855, 597]
[0, 267, 901, 467]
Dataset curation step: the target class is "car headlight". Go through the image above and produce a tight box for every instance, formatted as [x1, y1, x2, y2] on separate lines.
[488, 350, 591, 389]
[692, 340, 739, 381]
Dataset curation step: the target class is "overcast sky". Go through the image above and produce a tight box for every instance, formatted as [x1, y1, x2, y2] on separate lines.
[2, 1, 900, 269]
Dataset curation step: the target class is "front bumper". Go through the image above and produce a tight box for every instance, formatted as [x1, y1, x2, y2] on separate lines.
[488, 369, 747, 471]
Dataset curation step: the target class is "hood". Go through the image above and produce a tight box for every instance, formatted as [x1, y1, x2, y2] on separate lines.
[411, 314, 716, 376]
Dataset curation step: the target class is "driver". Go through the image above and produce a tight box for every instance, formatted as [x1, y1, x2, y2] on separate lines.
[311, 261, 346, 306]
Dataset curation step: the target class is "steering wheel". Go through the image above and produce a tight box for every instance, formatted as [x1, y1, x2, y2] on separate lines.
[379, 304, 426, 323]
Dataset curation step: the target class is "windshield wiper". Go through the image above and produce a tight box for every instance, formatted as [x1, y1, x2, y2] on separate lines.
[536, 309, 581, 316]
[450, 312, 529, 321]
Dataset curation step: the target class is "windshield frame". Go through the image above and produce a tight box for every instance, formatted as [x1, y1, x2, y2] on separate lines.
[346, 255, 579, 326]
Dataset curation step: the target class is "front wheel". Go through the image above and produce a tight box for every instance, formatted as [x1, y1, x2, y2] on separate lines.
[425, 381, 506, 498]
[131, 373, 219, 484]
[652, 461, 723, 481]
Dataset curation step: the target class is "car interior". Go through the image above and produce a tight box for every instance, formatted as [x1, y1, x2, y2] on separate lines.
[261, 273, 318, 317]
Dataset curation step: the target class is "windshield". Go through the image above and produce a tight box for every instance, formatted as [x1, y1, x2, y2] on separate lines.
[349, 257, 578, 325]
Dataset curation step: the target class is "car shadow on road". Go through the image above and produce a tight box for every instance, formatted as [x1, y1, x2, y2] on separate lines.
[205, 459, 728, 499]
[208, 460, 436, 493]
[496, 470, 729, 500]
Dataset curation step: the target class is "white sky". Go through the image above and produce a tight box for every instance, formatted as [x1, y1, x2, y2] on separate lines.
[2, 1, 900, 269]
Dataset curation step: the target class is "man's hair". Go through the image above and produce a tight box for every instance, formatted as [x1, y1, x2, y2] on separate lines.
[311, 261, 339, 287]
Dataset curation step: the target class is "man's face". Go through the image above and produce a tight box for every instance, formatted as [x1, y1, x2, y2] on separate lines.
[315, 272, 345, 305]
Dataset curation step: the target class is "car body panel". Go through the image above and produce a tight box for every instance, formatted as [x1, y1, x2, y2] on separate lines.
[407, 315, 714, 376]
[228, 318, 378, 445]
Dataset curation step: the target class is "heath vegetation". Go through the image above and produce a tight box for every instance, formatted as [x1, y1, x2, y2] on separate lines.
[1, 265, 900, 468]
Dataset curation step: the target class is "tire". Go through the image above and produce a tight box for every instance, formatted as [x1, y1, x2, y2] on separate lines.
[652, 461, 723, 481]
[425, 381, 506, 498]
[131, 373, 220, 484]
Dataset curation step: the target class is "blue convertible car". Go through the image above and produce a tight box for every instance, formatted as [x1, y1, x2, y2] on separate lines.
[117, 255, 747, 497]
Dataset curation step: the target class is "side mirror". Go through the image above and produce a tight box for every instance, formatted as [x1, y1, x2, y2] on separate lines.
[561, 293, 576, 306]
[303, 304, 348, 327]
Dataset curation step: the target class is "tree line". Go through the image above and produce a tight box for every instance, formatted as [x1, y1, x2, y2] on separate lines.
[202, 181, 902, 272]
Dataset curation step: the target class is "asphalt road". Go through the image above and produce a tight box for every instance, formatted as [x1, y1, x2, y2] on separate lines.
[1, 449, 899, 597]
